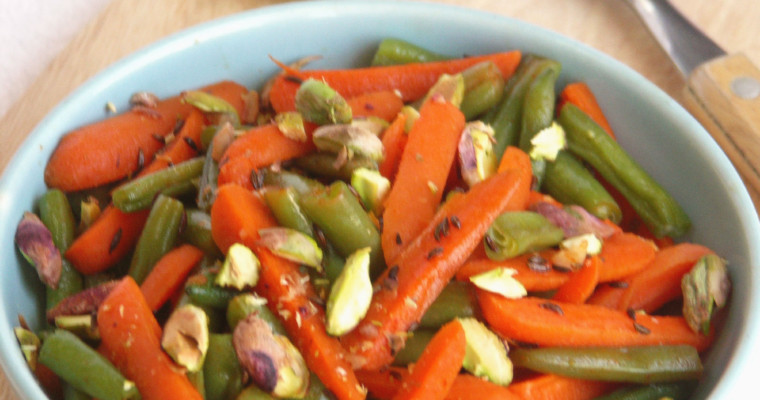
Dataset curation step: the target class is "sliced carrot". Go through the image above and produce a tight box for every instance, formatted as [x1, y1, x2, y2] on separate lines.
[496, 146, 533, 174]
[45, 81, 247, 192]
[138, 108, 205, 176]
[596, 232, 657, 282]
[269, 51, 522, 113]
[348, 90, 405, 122]
[478, 294, 713, 351]
[392, 320, 466, 400]
[140, 244, 204, 312]
[378, 112, 408, 181]
[216, 124, 315, 189]
[210, 184, 365, 400]
[446, 374, 521, 400]
[98, 277, 202, 400]
[355, 367, 407, 400]
[507, 374, 617, 400]
[381, 99, 465, 264]
[558, 82, 615, 138]
[343, 168, 531, 370]
[552, 255, 601, 304]
[586, 284, 627, 309]
[455, 251, 570, 292]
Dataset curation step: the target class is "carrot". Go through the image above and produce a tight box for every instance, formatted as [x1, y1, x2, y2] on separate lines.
[348, 90, 405, 122]
[216, 124, 315, 189]
[378, 112, 408, 181]
[268, 51, 522, 113]
[478, 294, 713, 351]
[34, 363, 62, 400]
[558, 82, 615, 138]
[616, 243, 713, 313]
[98, 277, 202, 400]
[355, 367, 408, 400]
[552, 255, 600, 304]
[586, 284, 626, 309]
[138, 108, 205, 176]
[507, 374, 616, 400]
[446, 374, 521, 400]
[342, 167, 531, 370]
[596, 232, 657, 282]
[455, 251, 570, 292]
[381, 99, 465, 264]
[392, 320, 466, 400]
[497, 146, 533, 174]
[65, 206, 150, 275]
[140, 244, 204, 312]
[210, 184, 365, 400]
[45, 81, 247, 192]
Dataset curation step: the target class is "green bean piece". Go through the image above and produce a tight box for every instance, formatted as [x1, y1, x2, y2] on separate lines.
[38, 189, 83, 310]
[128, 194, 184, 284]
[262, 169, 324, 195]
[519, 66, 561, 188]
[177, 287, 228, 333]
[84, 271, 115, 289]
[370, 38, 450, 66]
[201, 125, 218, 150]
[510, 345, 703, 384]
[300, 181, 385, 278]
[294, 153, 378, 182]
[63, 384, 91, 400]
[188, 369, 206, 400]
[198, 141, 220, 212]
[321, 242, 346, 283]
[461, 61, 505, 120]
[263, 187, 314, 237]
[161, 178, 199, 200]
[204, 333, 244, 400]
[112, 157, 204, 212]
[393, 329, 434, 366]
[182, 208, 223, 258]
[593, 382, 694, 400]
[484, 211, 565, 261]
[186, 280, 240, 309]
[226, 294, 286, 334]
[39, 330, 139, 400]
[559, 104, 691, 238]
[419, 281, 478, 328]
[544, 151, 622, 224]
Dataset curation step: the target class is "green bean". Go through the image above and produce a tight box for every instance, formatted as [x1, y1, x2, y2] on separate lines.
[39, 330, 139, 400]
[419, 281, 478, 328]
[226, 294, 286, 334]
[519, 65, 561, 188]
[543, 151, 622, 224]
[128, 194, 184, 284]
[182, 208, 223, 258]
[186, 279, 240, 309]
[592, 382, 694, 400]
[38, 189, 83, 310]
[294, 153, 378, 182]
[300, 181, 385, 278]
[263, 187, 314, 237]
[460, 61, 505, 120]
[197, 141, 220, 212]
[63, 384, 91, 400]
[559, 104, 691, 238]
[370, 38, 450, 66]
[484, 211, 564, 261]
[393, 329, 434, 366]
[510, 345, 703, 384]
[112, 157, 204, 212]
[321, 242, 346, 283]
[262, 169, 324, 195]
[188, 370, 206, 400]
[204, 333, 244, 400]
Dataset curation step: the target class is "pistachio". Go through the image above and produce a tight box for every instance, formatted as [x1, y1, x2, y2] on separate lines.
[15, 212, 62, 289]
[78, 196, 102, 232]
[216, 243, 261, 290]
[530, 202, 617, 239]
[351, 168, 391, 214]
[325, 247, 373, 336]
[295, 78, 352, 125]
[161, 304, 209, 372]
[552, 233, 603, 271]
[351, 117, 388, 136]
[529, 122, 566, 162]
[54, 314, 100, 340]
[241, 90, 261, 125]
[210, 122, 239, 162]
[682, 254, 731, 334]
[400, 105, 420, 133]
[417, 73, 465, 108]
[458, 318, 513, 385]
[129, 91, 159, 108]
[46, 280, 119, 322]
[257, 228, 323, 270]
[261, 55, 322, 109]
[226, 293, 287, 334]
[233, 314, 309, 398]
[14, 327, 40, 370]
[275, 112, 308, 142]
[458, 121, 498, 187]
[469, 267, 527, 299]
[182, 90, 241, 126]
[312, 123, 385, 161]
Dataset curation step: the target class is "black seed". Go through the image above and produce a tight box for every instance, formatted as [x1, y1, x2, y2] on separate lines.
[173, 118, 186, 134]
[539, 302, 564, 316]
[250, 170, 264, 190]
[389, 369, 403, 381]
[528, 254, 551, 273]
[378, 216, 384, 232]
[364, 103, 375, 111]
[137, 149, 145, 170]
[388, 265, 399, 282]
[285, 75, 304, 84]
[553, 264, 573, 273]
[484, 235, 498, 252]
[151, 133, 164, 143]
[633, 322, 651, 335]
[608, 281, 629, 289]
[450, 215, 461, 229]
[427, 247, 444, 260]
[626, 308, 637, 320]
[395, 233, 402, 245]
[109, 228, 123, 254]
[313, 226, 328, 248]
[183, 136, 199, 152]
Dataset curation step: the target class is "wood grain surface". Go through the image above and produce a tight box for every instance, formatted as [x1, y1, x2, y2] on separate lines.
[1, 0, 758, 398]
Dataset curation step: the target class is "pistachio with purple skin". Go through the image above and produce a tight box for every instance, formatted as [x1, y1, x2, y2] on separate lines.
[682, 254, 731, 334]
[216, 243, 261, 290]
[15, 212, 62, 289]
[312, 123, 384, 162]
[233, 314, 309, 398]
[417, 73, 465, 108]
[458, 121, 497, 187]
[46, 280, 119, 322]
[161, 304, 209, 372]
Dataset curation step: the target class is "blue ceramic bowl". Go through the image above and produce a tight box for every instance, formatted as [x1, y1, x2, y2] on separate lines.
[1, 1, 758, 398]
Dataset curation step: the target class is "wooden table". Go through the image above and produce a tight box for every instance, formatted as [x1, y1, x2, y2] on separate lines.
[1, 0, 758, 397]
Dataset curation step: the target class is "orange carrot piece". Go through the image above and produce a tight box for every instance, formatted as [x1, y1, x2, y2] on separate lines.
[140, 244, 204, 312]
[138, 108, 205, 176]
[216, 124, 315, 189]
[446, 374, 521, 400]
[269, 51, 522, 113]
[507, 374, 617, 400]
[355, 367, 408, 400]
[558, 82, 615, 139]
[343, 168, 531, 370]
[596, 232, 657, 282]
[348, 90, 405, 122]
[496, 146, 532, 174]
[210, 184, 366, 400]
[552, 256, 601, 304]
[586, 284, 627, 309]
[381, 99, 465, 264]
[98, 277, 202, 400]
[455, 251, 570, 292]
[392, 320, 466, 400]
[617, 243, 713, 313]
[378, 112, 408, 181]
[65, 206, 150, 275]
[45, 81, 247, 192]
[478, 294, 713, 351]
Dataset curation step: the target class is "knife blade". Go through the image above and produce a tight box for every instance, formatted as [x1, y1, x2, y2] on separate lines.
[625, 0, 760, 211]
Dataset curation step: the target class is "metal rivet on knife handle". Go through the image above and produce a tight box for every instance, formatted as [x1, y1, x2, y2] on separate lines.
[730, 77, 760, 100]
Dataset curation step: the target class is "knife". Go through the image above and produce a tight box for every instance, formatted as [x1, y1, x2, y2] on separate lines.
[624, 0, 760, 210]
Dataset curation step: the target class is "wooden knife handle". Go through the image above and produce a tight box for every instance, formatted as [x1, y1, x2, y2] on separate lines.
[683, 53, 760, 213]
